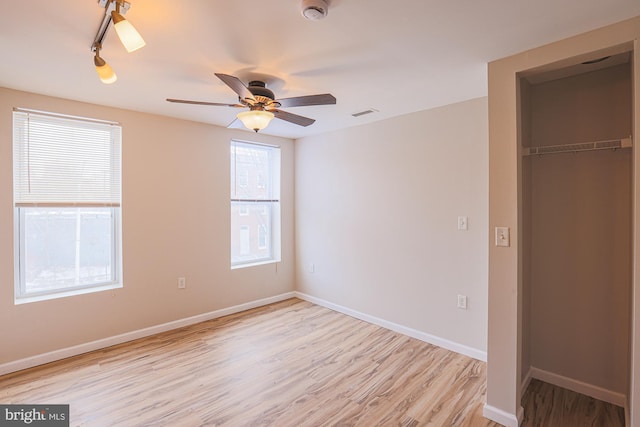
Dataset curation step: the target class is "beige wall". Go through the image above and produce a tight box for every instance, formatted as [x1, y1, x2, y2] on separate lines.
[487, 15, 640, 426]
[528, 64, 632, 147]
[528, 150, 631, 393]
[295, 97, 489, 354]
[0, 88, 295, 365]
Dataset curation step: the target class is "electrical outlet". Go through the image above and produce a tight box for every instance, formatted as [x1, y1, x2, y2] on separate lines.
[178, 277, 186, 289]
[457, 294, 467, 310]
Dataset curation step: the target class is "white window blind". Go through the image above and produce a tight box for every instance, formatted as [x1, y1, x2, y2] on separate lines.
[13, 109, 122, 207]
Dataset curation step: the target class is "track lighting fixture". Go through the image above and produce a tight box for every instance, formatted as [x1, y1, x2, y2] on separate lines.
[93, 44, 117, 84]
[91, 0, 145, 84]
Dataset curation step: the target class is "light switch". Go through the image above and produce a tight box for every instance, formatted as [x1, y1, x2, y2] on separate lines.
[457, 216, 468, 231]
[495, 227, 510, 247]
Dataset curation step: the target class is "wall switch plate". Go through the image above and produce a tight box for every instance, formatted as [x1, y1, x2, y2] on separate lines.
[495, 227, 510, 247]
[457, 216, 468, 231]
[178, 277, 186, 289]
[457, 294, 467, 309]
[309, 263, 315, 273]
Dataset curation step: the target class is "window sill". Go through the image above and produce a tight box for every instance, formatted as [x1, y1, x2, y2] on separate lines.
[15, 282, 123, 305]
[231, 259, 280, 270]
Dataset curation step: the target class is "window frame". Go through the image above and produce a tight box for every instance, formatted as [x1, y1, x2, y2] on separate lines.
[12, 109, 123, 303]
[230, 140, 281, 269]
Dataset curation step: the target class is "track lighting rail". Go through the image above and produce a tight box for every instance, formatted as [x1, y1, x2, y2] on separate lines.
[92, 0, 131, 52]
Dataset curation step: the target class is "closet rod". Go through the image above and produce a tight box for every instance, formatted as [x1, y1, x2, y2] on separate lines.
[523, 137, 632, 156]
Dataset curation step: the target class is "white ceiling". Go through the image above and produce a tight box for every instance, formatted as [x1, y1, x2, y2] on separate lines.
[2, 1, 639, 139]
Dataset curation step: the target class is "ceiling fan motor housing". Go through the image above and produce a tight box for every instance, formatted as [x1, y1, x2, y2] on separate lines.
[245, 81, 280, 108]
[301, 0, 329, 20]
[247, 81, 275, 101]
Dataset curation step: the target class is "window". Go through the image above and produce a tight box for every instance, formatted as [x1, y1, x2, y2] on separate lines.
[239, 225, 251, 256]
[230, 140, 280, 268]
[238, 170, 249, 188]
[258, 225, 268, 249]
[13, 109, 122, 302]
[256, 172, 266, 189]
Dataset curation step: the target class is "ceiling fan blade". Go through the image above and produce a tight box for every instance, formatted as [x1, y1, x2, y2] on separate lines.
[166, 98, 244, 107]
[271, 109, 316, 127]
[276, 93, 336, 108]
[214, 73, 254, 101]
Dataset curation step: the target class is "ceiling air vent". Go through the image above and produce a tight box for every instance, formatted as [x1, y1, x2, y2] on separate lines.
[352, 109, 378, 118]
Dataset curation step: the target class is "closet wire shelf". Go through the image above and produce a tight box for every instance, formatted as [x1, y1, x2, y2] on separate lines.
[523, 137, 632, 156]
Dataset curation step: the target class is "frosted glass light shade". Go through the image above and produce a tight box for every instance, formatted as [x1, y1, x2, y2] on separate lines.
[237, 110, 275, 132]
[111, 11, 146, 53]
[94, 55, 117, 84]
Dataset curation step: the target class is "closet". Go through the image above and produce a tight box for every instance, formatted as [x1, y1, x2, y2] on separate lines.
[519, 51, 632, 405]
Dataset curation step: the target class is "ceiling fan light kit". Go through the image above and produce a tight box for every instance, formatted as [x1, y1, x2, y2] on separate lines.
[237, 110, 275, 132]
[91, 0, 145, 84]
[301, 0, 329, 20]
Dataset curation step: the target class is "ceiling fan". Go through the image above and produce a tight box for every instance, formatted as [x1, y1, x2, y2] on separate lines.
[167, 73, 337, 132]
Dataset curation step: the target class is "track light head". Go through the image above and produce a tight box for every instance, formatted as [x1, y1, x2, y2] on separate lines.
[93, 46, 117, 84]
[111, 1, 146, 53]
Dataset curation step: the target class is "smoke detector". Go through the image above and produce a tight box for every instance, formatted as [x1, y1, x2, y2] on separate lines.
[301, 0, 329, 20]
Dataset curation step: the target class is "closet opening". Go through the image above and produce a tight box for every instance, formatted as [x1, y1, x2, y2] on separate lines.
[518, 49, 633, 424]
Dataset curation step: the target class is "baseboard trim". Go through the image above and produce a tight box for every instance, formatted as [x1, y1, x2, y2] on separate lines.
[0, 292, 296, 376]
[294, 291, 487, 362]
[520, 366, 533, 398]
[483, 404, 521, 427]
[530, 366, 626, 407]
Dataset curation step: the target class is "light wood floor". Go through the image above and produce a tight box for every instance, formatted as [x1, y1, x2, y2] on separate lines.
[521, 378, 624, 427]
[0, 298, 625, 426]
